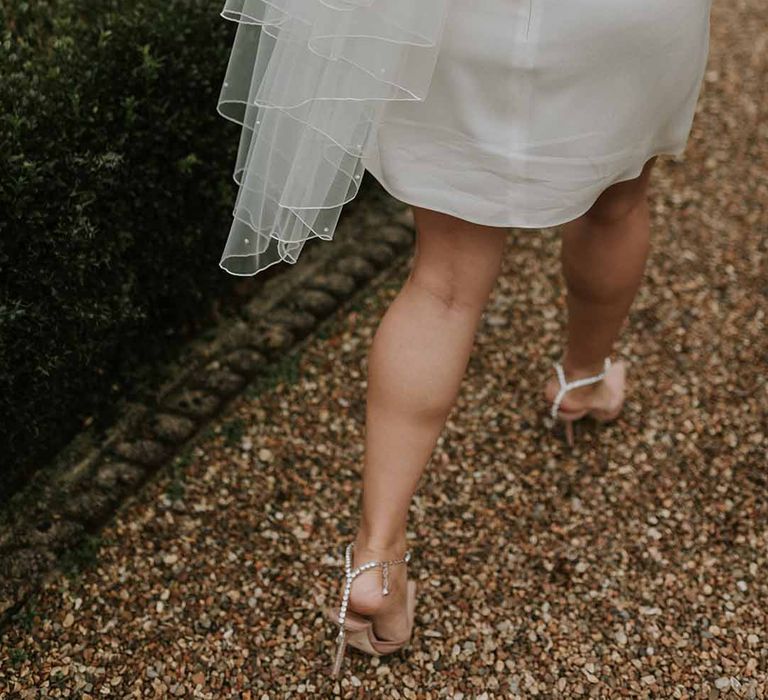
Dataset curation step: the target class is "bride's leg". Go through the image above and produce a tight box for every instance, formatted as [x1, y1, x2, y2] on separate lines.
[545, 156, 657, 410]
[346, 205, 508, 638]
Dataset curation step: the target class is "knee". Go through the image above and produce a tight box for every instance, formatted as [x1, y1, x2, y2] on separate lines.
[408, 267, 483, 313]
[584, 189, 647, 226]
[584, 174, 650, 226]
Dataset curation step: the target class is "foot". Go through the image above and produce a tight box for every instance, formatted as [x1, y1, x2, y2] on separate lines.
[341, 534, 411, 643]
[544, 358, 627, 420]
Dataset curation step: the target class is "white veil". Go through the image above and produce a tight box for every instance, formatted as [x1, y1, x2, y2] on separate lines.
[216, 0, 451, 276]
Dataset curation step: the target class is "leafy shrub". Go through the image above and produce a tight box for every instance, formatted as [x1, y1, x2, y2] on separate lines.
[0, 0, 251, 499]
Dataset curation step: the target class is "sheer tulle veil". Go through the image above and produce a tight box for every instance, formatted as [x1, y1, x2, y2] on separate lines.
[216, 0, 451, 276]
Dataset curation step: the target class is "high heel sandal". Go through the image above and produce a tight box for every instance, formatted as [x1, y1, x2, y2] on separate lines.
[549, 356, 626, 447]
[324, 541, 417, 678]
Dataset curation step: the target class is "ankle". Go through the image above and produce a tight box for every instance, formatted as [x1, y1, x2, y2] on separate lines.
[353, 527, 408, 559]
[560, 356, 609, 381]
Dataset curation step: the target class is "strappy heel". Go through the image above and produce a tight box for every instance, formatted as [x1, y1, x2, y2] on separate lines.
[549, 356, 626, 446]
[324, 541, 417, 678]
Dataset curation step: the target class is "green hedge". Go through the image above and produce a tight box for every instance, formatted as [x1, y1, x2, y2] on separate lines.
[0, 0, 251, 500]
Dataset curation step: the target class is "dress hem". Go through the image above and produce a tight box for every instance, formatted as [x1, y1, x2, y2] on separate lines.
[363, 142, 688, 230]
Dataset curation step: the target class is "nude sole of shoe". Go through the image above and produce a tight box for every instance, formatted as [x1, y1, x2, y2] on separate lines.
[324, 579, 417, 656]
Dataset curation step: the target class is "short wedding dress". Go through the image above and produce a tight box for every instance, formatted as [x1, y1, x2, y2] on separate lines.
[217, 0, 713, 276]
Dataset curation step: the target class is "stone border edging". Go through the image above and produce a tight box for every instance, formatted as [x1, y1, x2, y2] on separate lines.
[0, 186, 415, 631]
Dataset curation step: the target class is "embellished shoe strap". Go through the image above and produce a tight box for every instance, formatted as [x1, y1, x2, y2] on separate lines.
[550, 357, 612, 420]
[335, 541, 412, 642]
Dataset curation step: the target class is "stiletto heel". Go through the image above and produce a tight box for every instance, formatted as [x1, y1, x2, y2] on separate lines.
[564, 419, 575, 448]
[331, 629, 348, 678]
[324, 541, 416, 678]
[549, 357, 626, 446]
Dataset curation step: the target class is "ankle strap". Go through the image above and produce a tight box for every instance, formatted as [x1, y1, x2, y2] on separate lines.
[550, 357, 612, 419]
[344, 542, 411, 594]
[334, 542, 412, 641]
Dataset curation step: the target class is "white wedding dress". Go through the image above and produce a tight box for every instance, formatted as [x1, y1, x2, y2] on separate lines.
[216, 0, 713, 276]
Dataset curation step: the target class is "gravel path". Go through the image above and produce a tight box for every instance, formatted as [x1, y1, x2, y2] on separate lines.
[2, 1, 766, 697]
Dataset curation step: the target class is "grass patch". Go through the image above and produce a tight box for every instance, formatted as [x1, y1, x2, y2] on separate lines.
[164, 448, 194, 501]
[243, 351, 303, 400]
[220, 417, 246, 447]
[9, 647, 28, 665]
[9, 594, 39, 633]
[59, 533, 105, 579]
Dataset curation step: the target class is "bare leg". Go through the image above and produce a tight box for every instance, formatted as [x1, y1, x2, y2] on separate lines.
[346, 206, 508, 639]
[545, 156, 657, 410]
